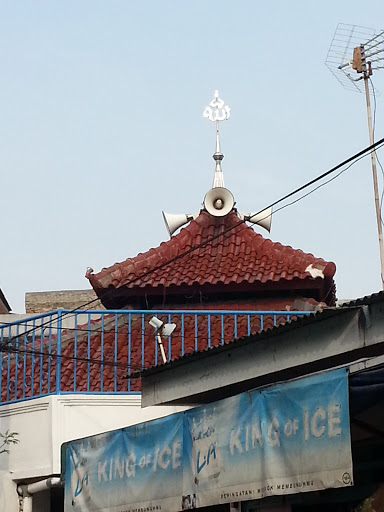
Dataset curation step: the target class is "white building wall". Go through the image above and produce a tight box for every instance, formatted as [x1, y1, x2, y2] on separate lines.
[0, 394, 188, 511]
[0, 470, 19, 512]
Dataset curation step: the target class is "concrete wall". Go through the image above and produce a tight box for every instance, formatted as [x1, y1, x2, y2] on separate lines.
[0, 470, 18, 512]
[25, 290, 104, 314]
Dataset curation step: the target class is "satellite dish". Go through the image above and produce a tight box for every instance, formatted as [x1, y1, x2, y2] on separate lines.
[238, 207, 273, 232]
[203, 187, 234, 217]
[162, 212, 199, 237]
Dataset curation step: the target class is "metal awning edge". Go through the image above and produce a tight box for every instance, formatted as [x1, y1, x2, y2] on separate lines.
[141, 306, 358, 377]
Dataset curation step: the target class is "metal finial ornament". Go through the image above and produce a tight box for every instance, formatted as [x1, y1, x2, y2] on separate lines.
[203, 90, 230, 188]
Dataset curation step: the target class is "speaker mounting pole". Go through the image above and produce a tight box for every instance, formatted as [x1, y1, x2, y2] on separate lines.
[203, 90, 231, 188]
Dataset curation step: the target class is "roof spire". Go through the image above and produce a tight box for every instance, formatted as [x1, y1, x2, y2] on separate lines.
[203, 90, 230, 188]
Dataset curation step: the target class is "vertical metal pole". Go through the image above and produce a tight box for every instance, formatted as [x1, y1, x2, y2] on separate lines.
[221, 314, 224, 344]
[47, 319, 52, 394]
[194, 314, 198, 351]
[56, 311, 62, 394]
[208, 314, 211, 348]
[114, 314, 118, 393]
[87, 313, 91, 392]
[128, 312, 131, 392]
[73, 313, 77, 392]
[15, 324, 19, 400]
[22, 324, 26, 399]
[168, 313, 172, 360]
[364, 73, 384, 288]
[39, 324, 43, 396]
[141, 314, 145, 370]
[100, 314, 104, 392]
[31, 319, 35, 397]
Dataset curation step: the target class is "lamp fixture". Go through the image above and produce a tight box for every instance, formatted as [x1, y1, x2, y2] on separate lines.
[149, 317, 176, 363]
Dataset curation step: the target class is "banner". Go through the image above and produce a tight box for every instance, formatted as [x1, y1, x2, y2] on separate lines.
[65, 369, 353, 512]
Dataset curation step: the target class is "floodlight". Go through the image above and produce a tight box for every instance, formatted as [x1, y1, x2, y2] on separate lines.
[162, 323, 176, 337]
[148, 317, 177, 364]
[149, 316, 176, 337]
[149, 316, 163, 330]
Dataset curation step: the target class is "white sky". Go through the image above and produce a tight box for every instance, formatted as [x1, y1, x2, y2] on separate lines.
[1, 1, 384, 313]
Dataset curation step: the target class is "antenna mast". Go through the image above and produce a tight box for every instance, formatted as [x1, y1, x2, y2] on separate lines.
[326, 24, 384, 289]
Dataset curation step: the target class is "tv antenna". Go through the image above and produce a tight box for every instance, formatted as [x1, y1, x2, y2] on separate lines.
[326, 24, 384, 289]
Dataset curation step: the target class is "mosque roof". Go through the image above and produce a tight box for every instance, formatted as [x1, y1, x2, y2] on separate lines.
[87, 209, 336, 307]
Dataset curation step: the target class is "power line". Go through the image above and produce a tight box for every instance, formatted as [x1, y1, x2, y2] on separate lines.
[1, 331, 259, 373]
[260, 142, 384, 221]
[1, 308, 279, 335]
[0, 323, 263, 338]
[3, 137, 384, 348]
[1, 344, 142, 371]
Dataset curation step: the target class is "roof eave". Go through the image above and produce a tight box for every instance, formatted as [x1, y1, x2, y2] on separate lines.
[89, 275, 336, 309]
[0, 288, 11, 313]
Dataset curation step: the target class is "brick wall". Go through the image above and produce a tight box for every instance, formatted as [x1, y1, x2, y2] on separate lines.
[25, 290, 104, 314]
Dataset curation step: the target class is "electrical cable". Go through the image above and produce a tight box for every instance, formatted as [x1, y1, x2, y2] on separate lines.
[1, 330, 266, 374]
[2, 137, 384, 352]
[1, 344, 140, 371]
[257, 142, 384, 222]
[0, 323, 259, 338]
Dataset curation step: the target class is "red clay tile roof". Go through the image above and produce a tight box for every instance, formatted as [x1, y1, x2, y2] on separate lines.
[88, 210, 336, 302]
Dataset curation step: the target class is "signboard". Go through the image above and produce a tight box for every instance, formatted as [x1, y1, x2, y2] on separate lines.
[65, 369, 353, 512]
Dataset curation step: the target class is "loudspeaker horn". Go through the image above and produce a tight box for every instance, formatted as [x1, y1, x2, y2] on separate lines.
[203, 187, 235, 217]
[238, 207, 273, 232]
[162, 212, 199, 237]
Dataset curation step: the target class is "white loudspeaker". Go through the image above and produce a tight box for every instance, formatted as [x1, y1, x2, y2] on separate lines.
[203, 187, 235, 217]
[162, 212, 199, 237]
[238, 206, 273, 232]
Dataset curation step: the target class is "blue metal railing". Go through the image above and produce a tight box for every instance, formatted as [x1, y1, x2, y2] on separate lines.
[0, 309, 311, 405]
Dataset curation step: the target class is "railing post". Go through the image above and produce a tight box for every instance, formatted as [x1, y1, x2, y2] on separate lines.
[221, 314, 224, 344]
[15, 323, 19, 400]
[73, 313, 78, 392]
[168, 313, 172, 360]
[100, 314, 105, 392]
[114, 314, 118, 393]
[208, 314, 211, 348]
[87, 313, 91, 392]
[128, 312, 131, 392]
[56, 311, 62, 394]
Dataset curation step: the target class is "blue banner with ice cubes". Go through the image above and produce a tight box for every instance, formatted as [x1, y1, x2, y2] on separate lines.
[65, 369, 352, 512]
